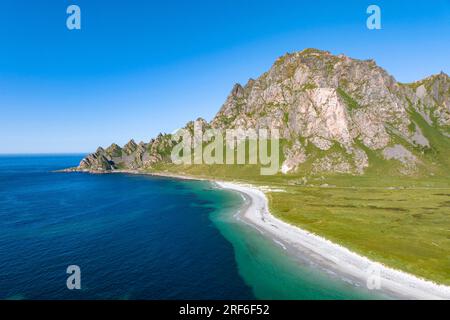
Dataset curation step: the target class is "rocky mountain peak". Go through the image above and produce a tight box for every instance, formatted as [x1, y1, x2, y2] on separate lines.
[231, 83, 245, 97]
[96, 147, 105, 154]
[105, 143, 122, 157]
[123, 139, 138, 155]
[75, 49, 450, 176]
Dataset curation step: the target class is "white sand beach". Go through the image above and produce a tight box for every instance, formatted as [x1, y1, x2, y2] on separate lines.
[216, 181, 450, 300]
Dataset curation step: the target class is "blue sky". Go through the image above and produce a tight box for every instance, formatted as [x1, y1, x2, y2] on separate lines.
[0, 0, 449, 153]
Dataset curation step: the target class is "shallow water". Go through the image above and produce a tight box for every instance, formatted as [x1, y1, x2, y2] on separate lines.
[0, 155, 387, 299]
[209, 190, 390, 300]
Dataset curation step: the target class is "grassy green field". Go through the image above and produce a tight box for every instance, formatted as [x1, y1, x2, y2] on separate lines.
[268, 185, 450, 285]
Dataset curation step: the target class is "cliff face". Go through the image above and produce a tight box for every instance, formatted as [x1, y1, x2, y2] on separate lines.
[78, 134, 176, 171]
[74, 49, 450, 176]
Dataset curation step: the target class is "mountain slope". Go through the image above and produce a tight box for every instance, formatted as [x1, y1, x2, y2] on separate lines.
[72, 49, 450, 177]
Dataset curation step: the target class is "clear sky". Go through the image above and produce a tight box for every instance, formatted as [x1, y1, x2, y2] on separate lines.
[1, 0, 449, 153]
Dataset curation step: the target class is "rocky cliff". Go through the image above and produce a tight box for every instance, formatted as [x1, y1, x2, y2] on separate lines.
[71, 49, 450, 176]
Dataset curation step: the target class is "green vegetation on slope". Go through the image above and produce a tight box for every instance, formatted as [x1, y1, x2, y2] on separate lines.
[408, 107, 450, 170]
[337, 88, 360, 110]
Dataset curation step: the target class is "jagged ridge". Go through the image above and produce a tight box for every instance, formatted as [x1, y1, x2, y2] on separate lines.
[72, 49, 450, 176]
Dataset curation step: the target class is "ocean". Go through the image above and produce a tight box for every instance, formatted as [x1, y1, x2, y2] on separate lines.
[0, 155, 386, 299]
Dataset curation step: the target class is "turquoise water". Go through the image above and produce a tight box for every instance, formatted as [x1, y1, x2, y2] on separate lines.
[209, 193, 389, 300]
[0, 155, 386, 299]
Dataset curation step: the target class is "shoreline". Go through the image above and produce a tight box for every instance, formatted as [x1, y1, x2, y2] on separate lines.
[215, 181, 450, 300]
[62, 169, 450, 299]
[58, 168, 209, 181]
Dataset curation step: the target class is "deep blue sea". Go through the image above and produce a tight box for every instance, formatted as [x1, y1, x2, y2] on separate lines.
[0, 155, 253, 299]
[0, 155, 386, 300]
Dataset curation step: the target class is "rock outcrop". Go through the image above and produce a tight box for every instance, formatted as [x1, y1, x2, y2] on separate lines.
[73, 49, 450, 176]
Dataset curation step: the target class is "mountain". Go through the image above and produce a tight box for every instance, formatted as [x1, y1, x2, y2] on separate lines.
[71, 49, 450, 177]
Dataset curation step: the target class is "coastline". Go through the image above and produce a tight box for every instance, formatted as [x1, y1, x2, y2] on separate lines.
[62, 169, 450, 299]
[58, 168, 209, 181]
[215, 181, 450, 300]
